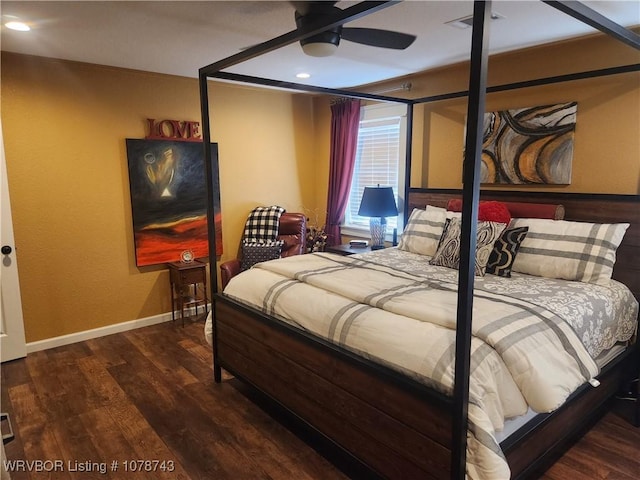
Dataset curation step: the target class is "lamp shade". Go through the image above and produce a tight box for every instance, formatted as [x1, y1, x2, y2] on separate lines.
[358, 186, 398, 218]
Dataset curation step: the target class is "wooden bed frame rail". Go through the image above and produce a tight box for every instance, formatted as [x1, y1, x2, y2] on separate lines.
[215, 297, 454, 479]
[214, 297, 638, 479]
[504, 343, 639, 478]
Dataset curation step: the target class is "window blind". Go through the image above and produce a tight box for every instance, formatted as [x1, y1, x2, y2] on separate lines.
[346, 116, 401, 230]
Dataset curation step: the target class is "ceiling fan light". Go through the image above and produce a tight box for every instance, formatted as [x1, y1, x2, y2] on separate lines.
[302, 41, 338, 57]
[300, 29, 341, 57]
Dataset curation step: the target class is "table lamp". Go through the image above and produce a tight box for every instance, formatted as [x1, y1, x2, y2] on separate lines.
[358, 185, 398, 250]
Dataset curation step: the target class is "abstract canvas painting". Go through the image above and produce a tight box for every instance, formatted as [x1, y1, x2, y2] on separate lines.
[480, 102, 576, 184]
[126, 139, 222, 267]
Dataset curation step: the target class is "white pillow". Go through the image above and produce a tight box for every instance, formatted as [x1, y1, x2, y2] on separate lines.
[398, 205, 447, 256]
[510, 218, 629, 285]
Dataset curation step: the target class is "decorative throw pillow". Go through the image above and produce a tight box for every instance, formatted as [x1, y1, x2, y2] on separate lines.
[510, 218, 629, 285]
[240, 241, 283, 271]
[485, 226, 529, 277]
[429, 218, 507, 276]
[397, 205, 448, 257]
[243, 205, 286, 244]
[446, 199, 512, 224]
[478, 201, 512, 224]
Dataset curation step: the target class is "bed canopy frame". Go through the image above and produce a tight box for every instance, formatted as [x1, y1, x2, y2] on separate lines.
[199, 2, 640, 478]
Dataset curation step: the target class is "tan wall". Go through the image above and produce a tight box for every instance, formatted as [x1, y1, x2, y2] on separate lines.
[422, 73, 639, 193]
[308, 95, 332, 230]
[360, 31, 640, 194]
[1, 53, 318, 343]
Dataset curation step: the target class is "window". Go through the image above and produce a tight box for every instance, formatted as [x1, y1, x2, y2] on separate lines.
[343, 103, 407, 238]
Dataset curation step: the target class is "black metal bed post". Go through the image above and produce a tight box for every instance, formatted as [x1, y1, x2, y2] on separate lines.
[403, 102, 414, 226]
[544, 0, 640, 49]
[410, 63, 640, 105]
[196, 2, 415, 388]
[451, 1, 491, 478]
[199, 72, 222, 383]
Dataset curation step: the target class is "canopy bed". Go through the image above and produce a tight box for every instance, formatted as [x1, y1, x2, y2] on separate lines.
[198, 2, 640, 479]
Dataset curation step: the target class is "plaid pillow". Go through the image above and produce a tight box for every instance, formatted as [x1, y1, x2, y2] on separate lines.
[243, 206, 286, 244]
[510, 218, 629, 285]
[240, 241, 283, 271]
[397, 206, 448, 257]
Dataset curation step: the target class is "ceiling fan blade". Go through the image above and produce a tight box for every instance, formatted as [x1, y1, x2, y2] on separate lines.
[341, 27, 416, 50]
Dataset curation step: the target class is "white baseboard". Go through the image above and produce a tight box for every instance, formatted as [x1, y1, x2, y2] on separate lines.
[25, 307, 207, 354]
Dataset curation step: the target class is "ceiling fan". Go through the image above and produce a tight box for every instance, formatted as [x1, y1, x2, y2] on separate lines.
[292, 1, 416, 57]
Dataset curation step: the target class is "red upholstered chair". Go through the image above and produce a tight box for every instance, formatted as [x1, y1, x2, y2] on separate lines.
[219, 212, 307, 290]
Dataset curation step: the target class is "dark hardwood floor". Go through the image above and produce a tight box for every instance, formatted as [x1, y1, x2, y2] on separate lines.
[1, 318, 638, 479]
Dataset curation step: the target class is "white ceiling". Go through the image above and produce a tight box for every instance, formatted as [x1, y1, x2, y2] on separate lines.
[1, 1, 639, 89]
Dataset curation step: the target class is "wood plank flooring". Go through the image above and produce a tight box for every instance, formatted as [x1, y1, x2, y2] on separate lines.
[1, 318, 638, 479]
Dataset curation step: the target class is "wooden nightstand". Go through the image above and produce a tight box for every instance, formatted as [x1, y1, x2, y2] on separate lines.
[325, 244, 376, 256]
[168, 260, 208, 325]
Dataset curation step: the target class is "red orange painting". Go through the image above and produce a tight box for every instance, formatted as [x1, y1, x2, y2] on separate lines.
[126, 139, 222, 267]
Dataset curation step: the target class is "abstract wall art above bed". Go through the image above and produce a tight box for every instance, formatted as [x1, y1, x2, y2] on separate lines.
[478, 102, 576, 185]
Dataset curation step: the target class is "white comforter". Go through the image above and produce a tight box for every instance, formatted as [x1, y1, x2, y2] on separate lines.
[220, 249, 637, 479]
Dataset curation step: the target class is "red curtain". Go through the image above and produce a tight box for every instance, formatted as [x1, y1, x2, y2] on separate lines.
[325, 99, 361, 246]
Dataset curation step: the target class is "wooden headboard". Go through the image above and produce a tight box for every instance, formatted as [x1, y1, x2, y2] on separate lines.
[408, 188, 640, 301]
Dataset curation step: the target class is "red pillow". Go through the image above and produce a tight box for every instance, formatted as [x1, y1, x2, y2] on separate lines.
[478, 201, 511, 224]
[446, 199, 511, 224]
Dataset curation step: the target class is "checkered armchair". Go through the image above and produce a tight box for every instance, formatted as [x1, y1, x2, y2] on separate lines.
[219, 212, 307, 290]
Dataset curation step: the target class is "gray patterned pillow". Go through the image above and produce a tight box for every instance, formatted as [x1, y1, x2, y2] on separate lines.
[429, 218, 507, 276]
[240, 241, 283, 271]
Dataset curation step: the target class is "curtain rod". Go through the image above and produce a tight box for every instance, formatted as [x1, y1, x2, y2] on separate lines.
[331, 82, 412, 104]
[365, 82, 412, 95]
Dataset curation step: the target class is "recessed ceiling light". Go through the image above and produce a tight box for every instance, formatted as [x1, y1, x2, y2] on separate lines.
[296, 73, 311, 79]
[5, 21, 31, 32]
